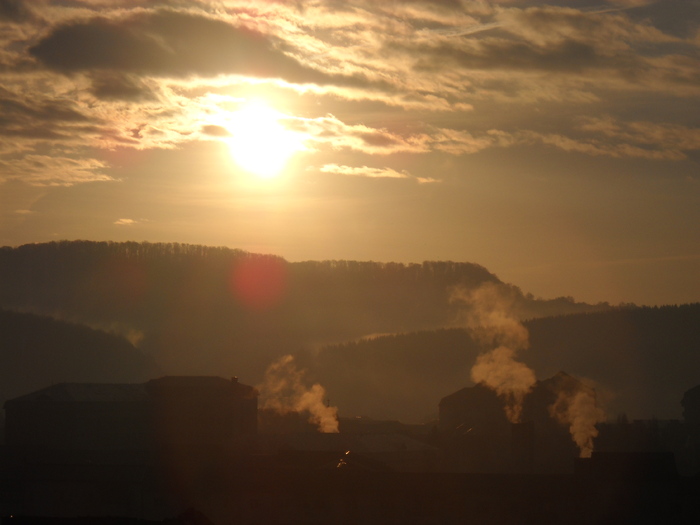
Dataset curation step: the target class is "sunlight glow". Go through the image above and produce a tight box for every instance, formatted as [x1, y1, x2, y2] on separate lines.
[227, 100, 305, 179]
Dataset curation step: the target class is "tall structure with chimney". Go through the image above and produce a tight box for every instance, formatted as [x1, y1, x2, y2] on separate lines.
[2, 376, 258, 518]
[438, 372, 587, 473]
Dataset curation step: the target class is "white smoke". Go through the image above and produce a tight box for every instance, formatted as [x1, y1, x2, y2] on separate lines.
[453, 282, 606, 454]
[452, 282, 536, 423]
[549, 382, 606, 458]
[258, 355, 339, 433]
[471, 346, 537, 423]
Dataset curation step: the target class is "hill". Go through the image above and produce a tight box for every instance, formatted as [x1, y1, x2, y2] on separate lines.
[0, 240, 609, 380]
[305, 304, 700, 422]
[0, 309, 159, 412]
[0, 241, 696, 424]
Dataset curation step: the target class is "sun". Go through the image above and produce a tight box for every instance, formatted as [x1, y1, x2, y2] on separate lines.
[227, 100, 305, 179]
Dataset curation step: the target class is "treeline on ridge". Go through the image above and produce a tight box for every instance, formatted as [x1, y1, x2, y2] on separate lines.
[305, 304, 700, 422]
[0, 241, 608, 379]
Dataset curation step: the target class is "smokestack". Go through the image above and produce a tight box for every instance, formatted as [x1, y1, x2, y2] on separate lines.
[511, 421, 534, 474]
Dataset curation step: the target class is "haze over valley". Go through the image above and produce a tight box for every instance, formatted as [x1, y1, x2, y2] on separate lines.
[1, 240, 697, 426]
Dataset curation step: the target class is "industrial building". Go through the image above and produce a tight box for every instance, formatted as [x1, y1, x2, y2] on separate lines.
[2, 376, 700, 523]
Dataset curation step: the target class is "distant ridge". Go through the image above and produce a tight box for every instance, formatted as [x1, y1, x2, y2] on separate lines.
[308, 304, 700, 422]
[0, 242, 696, 424]
[0, 240, 611, 419]
[0, 308, 159, 410]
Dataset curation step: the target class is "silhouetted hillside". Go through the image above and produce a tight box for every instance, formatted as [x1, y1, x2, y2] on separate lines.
[0, 241, 608, 380]
[0, 242, 696, 425]
[299, 329, 478, 423]
[525, 304, 700, 421]
[0, 309, 159, 411]
[306, 305, 700, 422]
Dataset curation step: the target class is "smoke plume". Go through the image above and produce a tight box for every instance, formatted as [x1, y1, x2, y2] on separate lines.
[453, 282, 536, 423]
[549, 382, 606, 458]
[258, 355, 339, 433]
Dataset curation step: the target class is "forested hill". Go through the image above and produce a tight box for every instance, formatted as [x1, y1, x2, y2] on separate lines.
[0, 241, 608, 379]
[304, 304, 700, 423]
[0, 309, 159, 408]
[0, 242, 695, 425]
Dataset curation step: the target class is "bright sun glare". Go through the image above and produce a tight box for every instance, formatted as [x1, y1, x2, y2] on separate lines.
[227, 100, 305, 179]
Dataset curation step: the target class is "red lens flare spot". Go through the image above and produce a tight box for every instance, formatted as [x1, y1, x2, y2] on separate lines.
[230, 256, 288, 311]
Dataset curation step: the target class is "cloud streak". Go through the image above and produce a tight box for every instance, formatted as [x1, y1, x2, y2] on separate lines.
[320, 164, 410, 179]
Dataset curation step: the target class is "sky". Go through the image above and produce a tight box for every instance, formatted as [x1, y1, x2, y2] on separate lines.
[0, 0, 698, 307]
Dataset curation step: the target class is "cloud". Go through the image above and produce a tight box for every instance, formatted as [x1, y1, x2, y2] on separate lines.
[89, 72, 159, 102]
[628, 0, 700, 39]
[297, 114, 432, 154]
[577, 116, 700, 154]
[0, 155, 111, 186]
[382, 2, 698, 103]
[0, 88, 90, 128]
[500, 5, 673, 49]
[28, 7, 386, 92]
[411, 38, 614, 74]
[30, 10, 304, 79]
[530, 131, 688, 160]
[299, 115, 507, 156]
[0, 0, 698, 188]
[0, 0, 36, 23]
[320, 164, 411, 179]
[201, 124, 232, 137]
[113, 218, 137, 226]
[403, 3, 674, 81]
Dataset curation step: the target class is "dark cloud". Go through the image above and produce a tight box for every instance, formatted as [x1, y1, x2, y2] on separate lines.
[201, 125, 231, 137]
[629, 0, 700, 38]
[29, 9, 329, 84]
[0, 0, 35, 22]
[504, 0, 700, 39]
[0, 87, 99, 145]
[0, 125, 67, 140]
[0, 90, 89, 124]
[409, 37, 643, 76]
[89, 72, 158, 102]
[28, 8, 399, 94]
[358, 131, 400, 147]
[405, 0, 463, 8]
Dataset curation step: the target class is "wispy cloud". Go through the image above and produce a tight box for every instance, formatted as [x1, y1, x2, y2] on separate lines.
[320, 164, 410, 179]
[113, 218, 138, 226]
[0, 155, 111, 186]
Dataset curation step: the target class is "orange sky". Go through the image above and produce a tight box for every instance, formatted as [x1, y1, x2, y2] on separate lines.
[0, 0, 698, 306]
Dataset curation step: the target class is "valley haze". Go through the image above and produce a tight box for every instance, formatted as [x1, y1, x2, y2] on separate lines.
[1, 240, 698, 427]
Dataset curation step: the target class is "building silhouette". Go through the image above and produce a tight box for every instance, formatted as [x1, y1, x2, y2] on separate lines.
[438, 372, 582, 473]
[2, 376, 700, 523]
[2, 377, 257, 519]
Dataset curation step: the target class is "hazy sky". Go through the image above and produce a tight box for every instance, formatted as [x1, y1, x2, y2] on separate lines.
[0, 0, 698, 306]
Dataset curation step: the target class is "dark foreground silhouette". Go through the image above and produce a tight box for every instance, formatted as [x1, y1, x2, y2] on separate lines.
[1, 454, 699, 525]
[2, 376, 700, 524]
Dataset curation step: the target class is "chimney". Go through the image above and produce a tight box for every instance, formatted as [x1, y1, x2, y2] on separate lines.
[511, 421, 534, 474]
